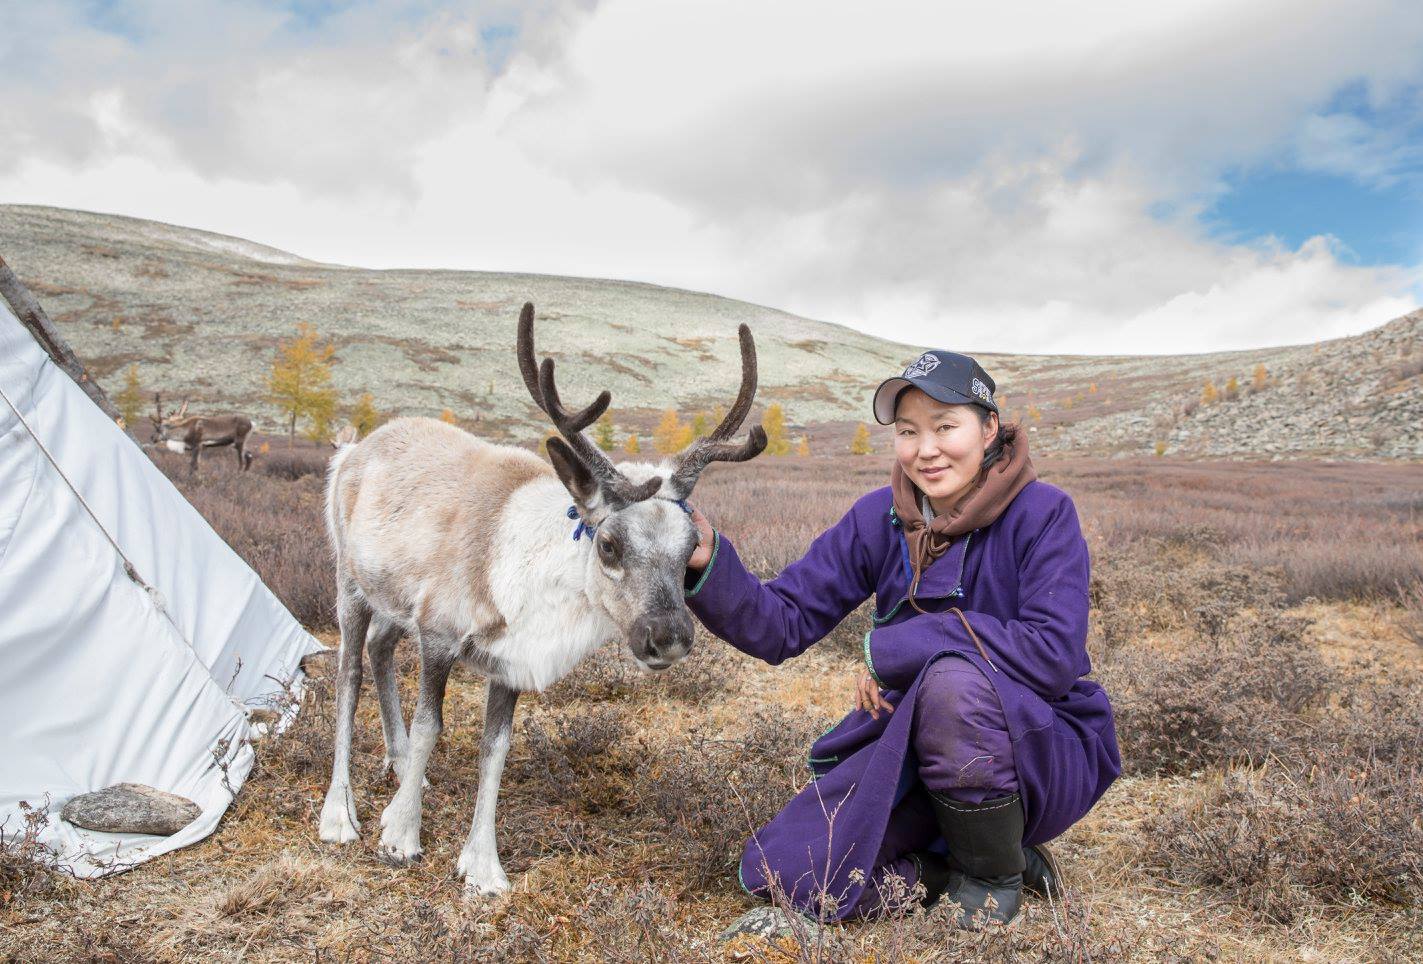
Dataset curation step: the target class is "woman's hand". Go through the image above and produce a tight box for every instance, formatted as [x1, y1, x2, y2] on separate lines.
[853, 669, 894, 720]
[686, 506, 715, 571]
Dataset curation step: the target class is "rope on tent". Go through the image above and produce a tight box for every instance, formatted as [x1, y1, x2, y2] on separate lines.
[0, 382, 173, 619]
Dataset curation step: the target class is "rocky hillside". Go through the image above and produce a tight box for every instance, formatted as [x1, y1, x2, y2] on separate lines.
[2, 204, 1419, 460]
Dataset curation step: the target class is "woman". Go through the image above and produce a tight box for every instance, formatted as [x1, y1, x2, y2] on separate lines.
[683, 350, 1120, 930]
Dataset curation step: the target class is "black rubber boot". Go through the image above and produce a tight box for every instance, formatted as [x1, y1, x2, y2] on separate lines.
[928, 791, 1027, 929]
[909, 851, 954, 907]
[1023, 843, 1063, 898]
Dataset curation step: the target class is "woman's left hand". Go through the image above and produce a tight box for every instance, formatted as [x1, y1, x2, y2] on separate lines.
[853, 669, 894, 720]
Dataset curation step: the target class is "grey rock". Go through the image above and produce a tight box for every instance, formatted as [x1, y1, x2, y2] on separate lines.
[60, 783, 201, 836]
[718, 905, 823, 945]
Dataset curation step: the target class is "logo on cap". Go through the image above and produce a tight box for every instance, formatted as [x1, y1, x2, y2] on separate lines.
[971, 377, 992, 403]
[903, 352, 940, 379]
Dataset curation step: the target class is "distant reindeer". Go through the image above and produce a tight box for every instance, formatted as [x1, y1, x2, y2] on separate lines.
[318, 302, 767, 897]
[330, 424, 359, 450]
[150, 393, 254, 473]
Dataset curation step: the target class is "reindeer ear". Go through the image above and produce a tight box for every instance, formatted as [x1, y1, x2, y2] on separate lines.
[546, 437, 599, 509]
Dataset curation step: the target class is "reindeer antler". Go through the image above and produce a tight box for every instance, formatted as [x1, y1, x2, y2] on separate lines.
[665, 324, 767, 499]
[516, 303, 660, 506]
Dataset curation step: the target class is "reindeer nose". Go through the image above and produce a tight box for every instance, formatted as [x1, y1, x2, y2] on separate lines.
[631, 612, 694, 670]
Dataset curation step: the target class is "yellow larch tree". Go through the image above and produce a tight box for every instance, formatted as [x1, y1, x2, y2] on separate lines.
[796, 435, 810, 457]
[594, 411, 616, 452]
[654, 409, 687, 454]
[850, 422, 874, 455]
[349, 392, 382, 438]
[763, 403, 790, 456]
[266, 322, 337, 446]
[116, 364, 144, 430]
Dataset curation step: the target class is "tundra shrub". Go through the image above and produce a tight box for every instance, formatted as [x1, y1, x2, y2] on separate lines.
[155, 450, 335, 629]
[1101, 609, 1331, 776]
[1145, 760, 1423, 924]
[630, 712, 824, 888]
[254, 446, 331, 480]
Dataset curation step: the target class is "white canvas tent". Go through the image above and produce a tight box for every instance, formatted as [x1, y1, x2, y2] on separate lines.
[0, 292, 323, 876]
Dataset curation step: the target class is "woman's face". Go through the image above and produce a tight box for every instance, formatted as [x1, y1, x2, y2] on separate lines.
[893, 388, 998, 509]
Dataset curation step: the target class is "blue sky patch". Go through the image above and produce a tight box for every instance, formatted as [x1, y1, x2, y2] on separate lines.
[1206, 167, 1423, 267]
[1203, 82, 1422, 269]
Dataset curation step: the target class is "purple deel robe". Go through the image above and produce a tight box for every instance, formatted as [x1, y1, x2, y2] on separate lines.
[684, 480, 1120, 920]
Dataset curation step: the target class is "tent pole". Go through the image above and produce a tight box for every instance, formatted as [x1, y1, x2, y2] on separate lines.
[0, 252, 122, 423]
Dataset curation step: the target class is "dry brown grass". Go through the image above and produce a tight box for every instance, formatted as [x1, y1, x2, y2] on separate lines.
[3, 452, 1422, 961]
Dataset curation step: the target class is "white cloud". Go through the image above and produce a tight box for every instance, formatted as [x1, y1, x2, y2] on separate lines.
[1, 0, 1421, 354]
[1292, 109, 1423, 190]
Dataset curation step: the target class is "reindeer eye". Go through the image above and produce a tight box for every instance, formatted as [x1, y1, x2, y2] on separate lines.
[597, 535, 620, 565]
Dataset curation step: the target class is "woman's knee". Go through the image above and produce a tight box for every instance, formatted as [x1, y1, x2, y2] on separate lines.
[915, 656, 1000, 720]
[914, 660, 1008, 749]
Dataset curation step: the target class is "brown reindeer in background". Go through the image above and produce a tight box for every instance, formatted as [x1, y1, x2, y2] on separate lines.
[150, 393, 254, 473]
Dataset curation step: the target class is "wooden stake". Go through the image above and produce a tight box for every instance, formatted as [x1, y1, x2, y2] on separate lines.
[0, 252, 122, 422]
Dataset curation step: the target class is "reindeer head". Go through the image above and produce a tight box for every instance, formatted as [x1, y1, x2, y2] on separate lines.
[517, 302, 766, 672]
[148, 394, 189, 444]
[331, 424, 359, 449]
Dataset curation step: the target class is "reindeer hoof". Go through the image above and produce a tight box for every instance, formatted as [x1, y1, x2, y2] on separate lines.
[378, 805, 423, 864]
[458, 849, 510, 897]
[378, 844, 424, 867]
[318, 786, 360, 844]
[462, 873, 511, 899]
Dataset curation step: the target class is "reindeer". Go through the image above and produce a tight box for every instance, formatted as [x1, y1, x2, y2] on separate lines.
[330, 424, 359, 450]
[317, 302, 766, 897]
[149, 394, 254, 472]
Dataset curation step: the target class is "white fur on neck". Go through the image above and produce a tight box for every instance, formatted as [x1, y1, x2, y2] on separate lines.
[484, 477, 618, 692]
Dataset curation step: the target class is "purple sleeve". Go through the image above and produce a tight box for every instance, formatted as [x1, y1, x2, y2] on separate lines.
[867, 493, 1091, 699]
[684, 503, 877, 665]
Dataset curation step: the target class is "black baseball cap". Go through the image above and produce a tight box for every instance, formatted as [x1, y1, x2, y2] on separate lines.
[872, 350, 998, 424]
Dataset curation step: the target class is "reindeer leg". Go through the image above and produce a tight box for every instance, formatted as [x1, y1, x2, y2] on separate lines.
[378, 631, 454, 865]
[319, 579, 371, 844]
[458, 678, 519, 897]
[235, 439, 246, 470]
[366, 616, 421, 786]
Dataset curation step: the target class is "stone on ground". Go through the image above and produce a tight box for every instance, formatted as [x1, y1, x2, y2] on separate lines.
[60, 783, 201, 836]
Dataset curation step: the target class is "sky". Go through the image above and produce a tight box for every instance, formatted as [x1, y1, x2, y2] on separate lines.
[2, 1, 1422, 355]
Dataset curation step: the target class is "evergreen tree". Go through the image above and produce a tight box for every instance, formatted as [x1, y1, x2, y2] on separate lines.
[266, 322, 337, 446]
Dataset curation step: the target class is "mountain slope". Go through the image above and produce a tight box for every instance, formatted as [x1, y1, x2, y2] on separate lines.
[2, 204, 1419, 459]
